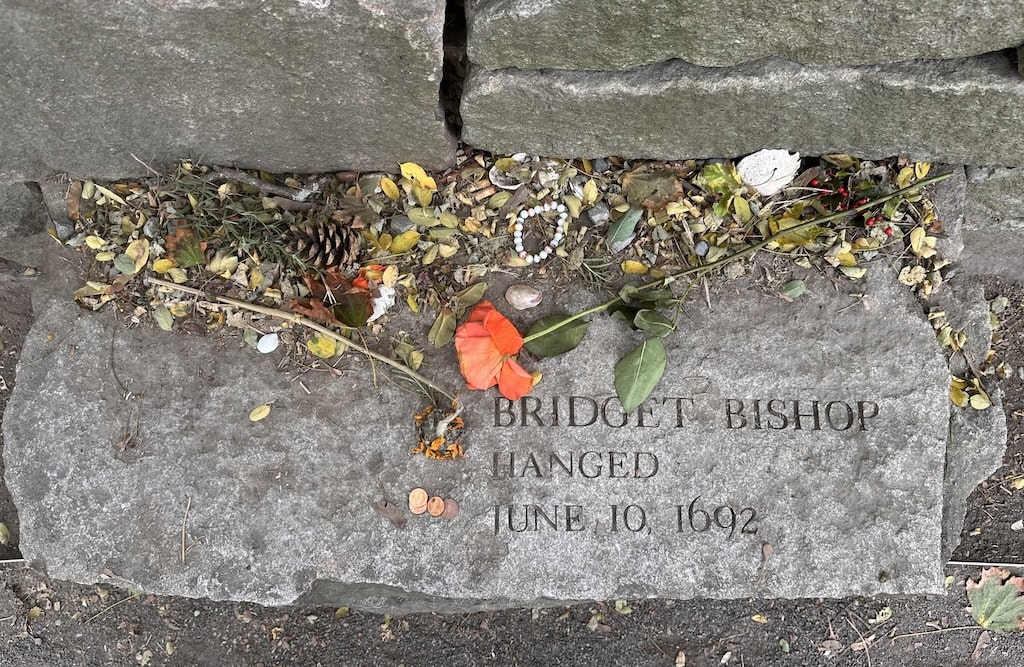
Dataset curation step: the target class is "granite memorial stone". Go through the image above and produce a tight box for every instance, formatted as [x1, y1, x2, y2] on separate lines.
[3, 254, 1002, 611]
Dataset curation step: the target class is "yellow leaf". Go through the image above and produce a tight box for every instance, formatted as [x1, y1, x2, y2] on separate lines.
[732, 195, 751, 223]
[126, 238, 150, 272]
[621, 260, 649, 275]
[85, 235, 106, 250]
[381, 264, 399, 288]
[306, 334, 337, 359]
[388, 230, 421, 254]
[564, 195, 582, 219]
[249, 404, 272, 422]
[167, 267, 188, 284]
[839, 266, 866, 280]
[153, 258, 176, 274]
[406, 294, 420, 313]
[834, 250, 858, 267]
[665, 202, 689, 217]
[207, 250, 238, 276]
[1013, 478, 1024, 490]
[583, 179, 599, 205]
[380, 177, 400, 200]
[950, 384, 969, 407]
[421, 244, 439, 265]
[909, 227, 925, 254]
[751, 614, 768, 624]
[412, 183, 434, 208]
[970, 391, 992, 410]
[896, 166, 915, 190]
[438, 241, 459, 258]
[169, 303, 190, 317]
[248, 266, 264, 290]
[400, 162, 436, 191]
[914, 162, 931, 179]
[95, 251, 116, 262]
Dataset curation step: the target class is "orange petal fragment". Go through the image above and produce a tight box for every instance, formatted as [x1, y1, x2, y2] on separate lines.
[483, 308, 523, 355]
[498, 357, 534, 400]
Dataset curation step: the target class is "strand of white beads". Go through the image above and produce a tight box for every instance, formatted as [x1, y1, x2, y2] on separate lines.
[513, 201, 568, 265]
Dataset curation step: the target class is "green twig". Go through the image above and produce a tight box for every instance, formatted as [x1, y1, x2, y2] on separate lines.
[522, 172, 952, 345]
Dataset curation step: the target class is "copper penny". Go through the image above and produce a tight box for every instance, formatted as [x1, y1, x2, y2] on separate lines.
[441, 498, 459, 520]
[408, 487, 428, 514]
[426, 496, 445, 517]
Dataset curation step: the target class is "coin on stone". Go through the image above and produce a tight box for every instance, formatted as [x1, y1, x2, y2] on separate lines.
[441, 498, 459, 520]
[426, 496, 445, 517]
[408, 487, 428, 515]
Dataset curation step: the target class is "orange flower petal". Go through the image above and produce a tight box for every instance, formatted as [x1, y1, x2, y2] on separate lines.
[482, 307, 523, 355]
[468, 300, 496, 324]
[498, 357, 534, 400]
[455, 322, 503, 389]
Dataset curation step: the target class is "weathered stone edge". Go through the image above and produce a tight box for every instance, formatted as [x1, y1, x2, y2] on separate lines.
[461, 52, 1024, 167]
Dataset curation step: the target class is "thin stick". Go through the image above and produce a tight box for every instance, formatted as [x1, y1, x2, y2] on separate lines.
[85, 593, 141, 624]
[846, 616, 873, 667]
[211, 168, 305, 200]
[891, 625, 978, 641]
[216, 296, 456, 402]
[180, 495, 192, 566]
[947, 560, 1024, 568]
[147, 277, 205, 297]
[130, 153, 161, 177]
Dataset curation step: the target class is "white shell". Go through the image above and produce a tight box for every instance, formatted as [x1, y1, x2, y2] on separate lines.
[489, 165, 527, 191]
[256, 333, 280, 354]
[737, 149, 801, 197]
[505, 284, 544, 310]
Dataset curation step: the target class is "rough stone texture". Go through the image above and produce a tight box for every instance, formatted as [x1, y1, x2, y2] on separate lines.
[0, 0, 455, 183]
[927, 166, 967, 264]
[466, 0, 1024, 70]
[5, 258, 991, 612]
[0, 184, 48, 246]
[936, 279, 1006, 561]
[461, 52, 1024, 168]
[962, 167, 1024, 280]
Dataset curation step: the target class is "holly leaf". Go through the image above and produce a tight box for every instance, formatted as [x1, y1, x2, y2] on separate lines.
[307, 334, 338, 359]
[524, 314, 589, 357]
[967, 567, 1024, 633]
[614, 337, 667, 413]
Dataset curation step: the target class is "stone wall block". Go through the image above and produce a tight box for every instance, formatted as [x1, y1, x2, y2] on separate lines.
[0, 0, 455, 182]
[461, 52, 1024, 168]
[467, 0, 1024, 70]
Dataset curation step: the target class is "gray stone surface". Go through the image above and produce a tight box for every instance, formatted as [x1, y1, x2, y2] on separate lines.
[466, 0, 1024, 70]
[0, 0, 455, 182]
[5, 257, 989, 612]
[461, 52, 1024, 168]
[936, 281, 1006, 561]
[962, 167, 1024, 279]
[0, 183, 48, 247]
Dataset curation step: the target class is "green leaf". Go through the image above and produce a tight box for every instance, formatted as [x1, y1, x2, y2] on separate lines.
[967, 567, 1024, 633]
[332, 290, 373, 328]
[113, 254, 138, 276]
[407, 207, 439, 228]
[780, 280, 806, 299]
[153, 306, 173, 331]
[606, 208, 643, 253]
[0, 522, 9, 546]
[614, 338, 667, 414]
[523, 314, 589, 357]
[428, 308, 456, 348]
[173, 235, 205, 268]
[454, 282, 488, 313]
[633, 310, 674, 337]
[699, 162, 742, 196]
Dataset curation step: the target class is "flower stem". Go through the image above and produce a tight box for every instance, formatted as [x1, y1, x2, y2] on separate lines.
[521, 171, 952, 345]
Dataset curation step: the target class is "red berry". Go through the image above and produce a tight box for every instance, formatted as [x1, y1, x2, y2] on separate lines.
[884, 226, 894, 236]
[865, 216, 876, 227]
[809, 178, 820, 187]
[837, 187, 849, 197]
[855, 198, 868, 206]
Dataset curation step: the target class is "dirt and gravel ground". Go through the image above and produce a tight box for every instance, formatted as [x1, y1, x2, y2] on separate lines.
[0, 258, 1022, 665]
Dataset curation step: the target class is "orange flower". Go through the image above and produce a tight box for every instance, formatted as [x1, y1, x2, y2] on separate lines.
[455, 301, 534, 400]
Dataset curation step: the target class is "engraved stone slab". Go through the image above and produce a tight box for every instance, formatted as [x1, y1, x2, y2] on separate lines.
[2, 261, 990, 612]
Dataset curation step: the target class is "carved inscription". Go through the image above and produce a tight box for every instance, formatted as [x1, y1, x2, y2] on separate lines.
[487, 394, 881, 537]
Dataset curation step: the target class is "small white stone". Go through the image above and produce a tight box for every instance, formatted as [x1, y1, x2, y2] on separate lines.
[519, 210, 528, 219]
[257, 333, 280, 354]
[557, 203, 566, 213]
[505, 284, 544, 310]
[539, 250, 549, 260]
[513, 228, 522, 236]
[518, 251, 528, 259]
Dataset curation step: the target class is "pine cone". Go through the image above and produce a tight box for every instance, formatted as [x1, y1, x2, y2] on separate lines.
[284, 218, 360, 270]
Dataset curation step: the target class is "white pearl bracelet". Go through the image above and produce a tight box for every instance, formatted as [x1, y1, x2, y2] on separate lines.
[513, 201, 568, 265]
